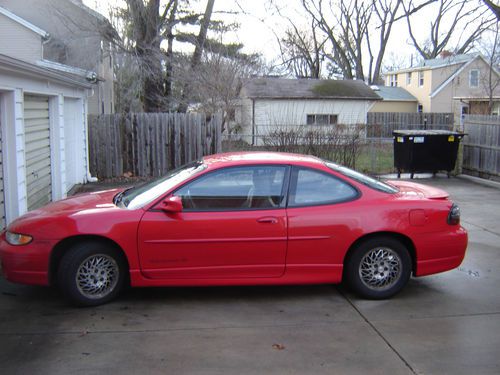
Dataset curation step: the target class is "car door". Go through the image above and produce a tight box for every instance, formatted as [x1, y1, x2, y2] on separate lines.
[138, 165, 289, 279]
[285, 166, 360, 280]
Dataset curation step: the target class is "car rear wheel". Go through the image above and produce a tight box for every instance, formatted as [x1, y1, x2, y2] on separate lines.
[57, 242, 126, 306]
[345, 237, 411, 299]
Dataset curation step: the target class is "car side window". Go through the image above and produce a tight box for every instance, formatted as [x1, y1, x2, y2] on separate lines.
[175, 165, 287, 211]
[289, 167, 358, 207]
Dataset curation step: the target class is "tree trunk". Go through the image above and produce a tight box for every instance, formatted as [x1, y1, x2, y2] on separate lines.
[164, 0, 179, 110]
[178, 0, 216, 112]
[127, 0, 165, 112]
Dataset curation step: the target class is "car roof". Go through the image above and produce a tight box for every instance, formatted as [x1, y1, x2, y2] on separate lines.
[202, 152, 325, 168]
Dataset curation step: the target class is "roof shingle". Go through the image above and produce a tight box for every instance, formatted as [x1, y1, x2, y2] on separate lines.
[242, 78, 381, 100]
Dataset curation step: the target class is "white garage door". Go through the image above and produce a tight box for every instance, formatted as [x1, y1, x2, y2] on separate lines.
[24, 94, 52, 211]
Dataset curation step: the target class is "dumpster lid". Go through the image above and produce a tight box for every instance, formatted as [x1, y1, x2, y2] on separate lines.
[393, 129, 465, 136]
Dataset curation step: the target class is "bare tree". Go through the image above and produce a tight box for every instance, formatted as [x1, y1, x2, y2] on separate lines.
[177, 0, 216, 112]
[477, 24, 500, 113]
[403, 0, 497, 59]
[176, 35, 264, 132]
[118, 0, 183, 112]
[483, 0, 500, 20]
[301, 0, 371, 81]
[297, 0, 432, 84]
[278, 20, 326, 78]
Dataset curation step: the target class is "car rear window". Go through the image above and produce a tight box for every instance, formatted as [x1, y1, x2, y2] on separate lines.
[325, 161, 398, 194]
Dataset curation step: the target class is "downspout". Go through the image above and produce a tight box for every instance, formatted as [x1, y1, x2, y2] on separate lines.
[252, 98, 256, 146]
[84, 90, 98, 183]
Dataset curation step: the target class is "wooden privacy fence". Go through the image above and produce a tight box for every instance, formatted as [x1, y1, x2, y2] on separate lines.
[88, 112, 222, 178]
[367, 112, 454, 138]
[462, 115, 500, 178]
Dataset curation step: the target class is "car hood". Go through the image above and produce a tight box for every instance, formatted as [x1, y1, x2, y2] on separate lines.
[8, 189, 122, 227]
[388, 180, 449, 199]
[6, 188, 141, 238]
[38, 189, 120, 213]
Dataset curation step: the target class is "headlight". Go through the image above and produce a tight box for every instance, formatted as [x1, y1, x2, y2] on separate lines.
[5, 231, 33, 246]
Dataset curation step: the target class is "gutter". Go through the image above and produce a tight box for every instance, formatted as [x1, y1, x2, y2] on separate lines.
[0, 54, 93, 88]
[36, 59, 99, 83]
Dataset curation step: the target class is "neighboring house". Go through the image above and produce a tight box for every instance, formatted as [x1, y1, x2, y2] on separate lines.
[0, 0, 116, 115]
[0, 6, 95, 229]
[369, 86, 418, 113]
[235, 78, 381, 145]
[385, 54, 500, 118]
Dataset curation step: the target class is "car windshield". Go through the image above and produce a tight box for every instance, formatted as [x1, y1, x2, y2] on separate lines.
[116, 161, 207, 209]
[325, 161, 398, 194]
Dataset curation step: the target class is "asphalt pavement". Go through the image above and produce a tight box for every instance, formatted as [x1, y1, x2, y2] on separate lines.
[0, 175, 499, 374]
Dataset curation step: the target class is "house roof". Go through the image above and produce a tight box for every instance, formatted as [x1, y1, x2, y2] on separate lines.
[419, 54, 474, 68]
[0, 53, 93, 88]
[0, 5, 49, 39]
[242, 78, 381, 100]
[388, 54, 475, 74]
[370, 86, 417, 101]
[66, 0, 120, 41]
[68, 0, 109, 23]
[430, 54, 500, 98]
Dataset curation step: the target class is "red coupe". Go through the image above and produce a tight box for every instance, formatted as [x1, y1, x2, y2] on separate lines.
[0, 152, 467, 306]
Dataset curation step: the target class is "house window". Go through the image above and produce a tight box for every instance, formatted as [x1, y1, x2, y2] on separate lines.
[329, 114, 338, 124]
[469, 69, 479, 87]
[406, 72, 412, 85]
[306, 114, 338, 125]
[418, 71, 424, 87]
[417, 104, 423, 113]
[390, 74, 398, 87]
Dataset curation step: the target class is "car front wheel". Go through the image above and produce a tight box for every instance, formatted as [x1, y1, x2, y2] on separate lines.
[345, 237, 411, 299]
[57, 242, 126, 306]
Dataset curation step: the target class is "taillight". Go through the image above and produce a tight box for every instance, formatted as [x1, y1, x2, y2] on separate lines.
[447, 204, 460, 225]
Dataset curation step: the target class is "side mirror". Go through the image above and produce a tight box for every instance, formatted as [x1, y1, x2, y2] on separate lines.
[161, 196, 183, 213]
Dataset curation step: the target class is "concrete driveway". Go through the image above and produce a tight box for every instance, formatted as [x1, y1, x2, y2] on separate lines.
[1, 176, 499, 374]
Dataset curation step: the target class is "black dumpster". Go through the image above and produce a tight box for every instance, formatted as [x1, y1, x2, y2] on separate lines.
[393, 130, 465, 178]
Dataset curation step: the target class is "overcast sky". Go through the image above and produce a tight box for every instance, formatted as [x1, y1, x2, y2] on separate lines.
[83, 0, 496, 70]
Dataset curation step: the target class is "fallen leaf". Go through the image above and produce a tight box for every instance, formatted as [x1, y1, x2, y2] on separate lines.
[272, 344, 285, 350]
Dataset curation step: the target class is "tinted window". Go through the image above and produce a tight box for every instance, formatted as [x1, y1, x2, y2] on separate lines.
[325, 162, 398, 194]
[119, 161, 206, 209]
[289, 167, 358, 207]
[175, 165, 287, 211]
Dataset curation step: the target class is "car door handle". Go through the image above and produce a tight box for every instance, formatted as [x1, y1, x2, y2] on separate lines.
[257, 217, 278, 224]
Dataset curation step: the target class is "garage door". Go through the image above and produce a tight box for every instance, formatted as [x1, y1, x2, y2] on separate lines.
[24, 94, 52, 211]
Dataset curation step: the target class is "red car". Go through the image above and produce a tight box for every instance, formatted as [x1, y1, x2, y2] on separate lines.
[0, 152, 467, 306]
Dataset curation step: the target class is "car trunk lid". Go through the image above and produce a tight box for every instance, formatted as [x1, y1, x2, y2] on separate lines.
[388, 180, 449, 200]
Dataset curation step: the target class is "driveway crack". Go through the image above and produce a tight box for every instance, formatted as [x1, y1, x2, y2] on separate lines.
[462, 220, 500, 238]
[339, 289, 418, 375]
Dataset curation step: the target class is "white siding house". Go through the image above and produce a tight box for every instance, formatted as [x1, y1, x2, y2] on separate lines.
[0, 7, 47, 63]
[235, 78, 381, 145]
[0, 7, 95, 228]
[1, 0, 116, 115]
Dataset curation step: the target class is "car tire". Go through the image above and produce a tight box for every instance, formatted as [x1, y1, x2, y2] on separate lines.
[345, 236, 411, 299]
[57, 241, 127, 307]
